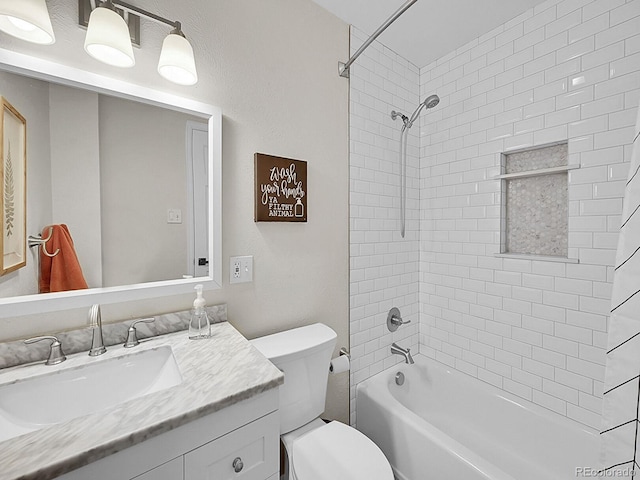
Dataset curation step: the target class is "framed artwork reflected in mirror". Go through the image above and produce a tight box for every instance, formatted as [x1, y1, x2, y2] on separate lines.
[1, 97, 26, 276]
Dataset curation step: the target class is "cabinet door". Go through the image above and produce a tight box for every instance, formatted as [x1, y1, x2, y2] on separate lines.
[131, 456, 183, 480]
[184, 412, 279, 480]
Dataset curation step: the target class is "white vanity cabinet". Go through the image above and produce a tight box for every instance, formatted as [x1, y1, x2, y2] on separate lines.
[132, 457, 183, 480]
[56, 389, 279, 480]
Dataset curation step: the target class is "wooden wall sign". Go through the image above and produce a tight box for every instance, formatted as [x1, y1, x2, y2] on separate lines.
[254, 153, 307, 222]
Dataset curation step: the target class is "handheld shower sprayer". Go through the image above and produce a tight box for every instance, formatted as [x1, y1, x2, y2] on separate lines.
[391, 93, 439, 238]
[424, 94, 441, 109]
[407, 94, 440, 127]
[391, 95, 440, 129]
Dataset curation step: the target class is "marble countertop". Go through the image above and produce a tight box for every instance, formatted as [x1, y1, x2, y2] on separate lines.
[0, 322, 284, 480]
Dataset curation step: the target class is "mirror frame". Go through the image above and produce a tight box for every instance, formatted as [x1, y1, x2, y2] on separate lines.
[0, 47, 222, 318]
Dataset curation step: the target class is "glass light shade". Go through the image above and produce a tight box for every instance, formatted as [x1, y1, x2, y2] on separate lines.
[84, 6, 134, 68]
[158, 33, 198, 85]
[0, 0, 55, 44]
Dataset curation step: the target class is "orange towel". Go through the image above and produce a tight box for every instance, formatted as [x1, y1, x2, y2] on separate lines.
[39, 224, 88, 293]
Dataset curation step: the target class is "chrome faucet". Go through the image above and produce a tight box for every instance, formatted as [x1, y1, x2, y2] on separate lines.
[391, 342, 414, 364]
[88, 304, 106, 356]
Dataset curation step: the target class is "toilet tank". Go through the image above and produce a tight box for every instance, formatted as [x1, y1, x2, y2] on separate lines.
[251, 323, 337, 434]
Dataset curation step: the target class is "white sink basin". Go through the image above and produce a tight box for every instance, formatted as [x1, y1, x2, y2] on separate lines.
[0, 345, 182, 442]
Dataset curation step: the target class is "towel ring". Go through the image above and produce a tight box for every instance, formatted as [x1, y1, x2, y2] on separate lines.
[27, 227, 60, 258]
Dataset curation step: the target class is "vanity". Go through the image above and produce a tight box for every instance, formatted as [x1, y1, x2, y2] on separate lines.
[0, 321, 284, 480]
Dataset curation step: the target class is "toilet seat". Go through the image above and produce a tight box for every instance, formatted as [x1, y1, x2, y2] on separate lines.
[289, 421, 394, 480]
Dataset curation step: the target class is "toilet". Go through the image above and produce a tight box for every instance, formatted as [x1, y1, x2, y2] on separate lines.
[251, 323, 394, 480]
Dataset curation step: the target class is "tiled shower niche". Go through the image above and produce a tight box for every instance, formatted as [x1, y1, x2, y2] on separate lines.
[500, 143, 569, 258]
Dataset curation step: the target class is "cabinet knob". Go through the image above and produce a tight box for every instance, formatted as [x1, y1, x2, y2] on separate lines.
[232, 457, 244, 473]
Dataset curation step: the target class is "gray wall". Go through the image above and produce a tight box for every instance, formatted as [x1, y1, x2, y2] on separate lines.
[0, 0, 350, 422]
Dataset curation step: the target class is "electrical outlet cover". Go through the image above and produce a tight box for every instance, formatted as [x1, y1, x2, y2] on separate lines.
[230, 256, 253, 284]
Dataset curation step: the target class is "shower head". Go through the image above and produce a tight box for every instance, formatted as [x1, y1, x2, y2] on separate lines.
[424, 94, 440, 109]
[407, 93, 439, 127]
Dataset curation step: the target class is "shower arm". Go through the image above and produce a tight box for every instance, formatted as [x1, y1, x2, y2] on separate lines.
[338, 0, 418, 78]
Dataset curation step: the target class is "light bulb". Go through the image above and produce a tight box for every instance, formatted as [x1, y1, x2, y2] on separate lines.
[8, 16, 38, 32]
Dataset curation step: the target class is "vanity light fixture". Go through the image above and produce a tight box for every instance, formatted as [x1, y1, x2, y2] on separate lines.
[0, 0, 197, 85]
[83, 0, 198, 85]
[84, 0, 135, 67]
[0, 0, 55, 45]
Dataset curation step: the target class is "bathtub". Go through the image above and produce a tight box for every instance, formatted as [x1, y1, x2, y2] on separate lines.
[356, 355, 599, 480]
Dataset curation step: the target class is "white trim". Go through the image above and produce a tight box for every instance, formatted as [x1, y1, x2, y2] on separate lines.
[0, 48, 223, 318]
[494, 164, 580, 180]
[494, 253, 579, 264]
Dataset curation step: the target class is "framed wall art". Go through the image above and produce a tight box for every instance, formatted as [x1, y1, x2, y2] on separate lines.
[1, 97, 27, 276]
[254, 153, 307, 222]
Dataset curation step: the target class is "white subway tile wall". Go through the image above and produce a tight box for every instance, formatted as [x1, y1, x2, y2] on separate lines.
[419, 0, 639, 429]
[349, 27, 420, 424]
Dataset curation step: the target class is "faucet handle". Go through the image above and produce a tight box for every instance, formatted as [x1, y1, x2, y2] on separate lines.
[24, 336, 67, 366]
[387, 307, 411, 331]
[124, 318, 155, 348]
[390, 314, 410, 326]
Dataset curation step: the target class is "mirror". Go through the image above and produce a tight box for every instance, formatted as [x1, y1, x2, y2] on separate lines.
[0, 47, 222, 318]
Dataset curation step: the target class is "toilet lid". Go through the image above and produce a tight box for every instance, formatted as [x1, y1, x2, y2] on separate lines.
[291, 421, 394, 480]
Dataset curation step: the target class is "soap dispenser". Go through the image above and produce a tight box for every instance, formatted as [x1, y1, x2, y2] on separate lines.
[294, 197, 304, 218]
[189, 284, 210, 340]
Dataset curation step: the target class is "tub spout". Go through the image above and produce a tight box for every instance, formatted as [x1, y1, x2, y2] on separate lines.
[391, 342, 414, 364]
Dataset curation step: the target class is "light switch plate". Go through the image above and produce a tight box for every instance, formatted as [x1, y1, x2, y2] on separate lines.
[167, 209, 182, 224]
[230, 256, 253, 284]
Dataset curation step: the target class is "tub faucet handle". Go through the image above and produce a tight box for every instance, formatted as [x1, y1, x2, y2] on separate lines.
[387, 307, 410, 332]
[391, 314, 410, 326]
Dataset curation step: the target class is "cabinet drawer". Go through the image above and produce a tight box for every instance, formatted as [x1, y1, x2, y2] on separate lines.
[184, 412, 279, 480]
[132, 456, 183, 480]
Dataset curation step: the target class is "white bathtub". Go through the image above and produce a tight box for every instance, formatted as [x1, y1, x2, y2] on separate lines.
[356, 355, 599, 480]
